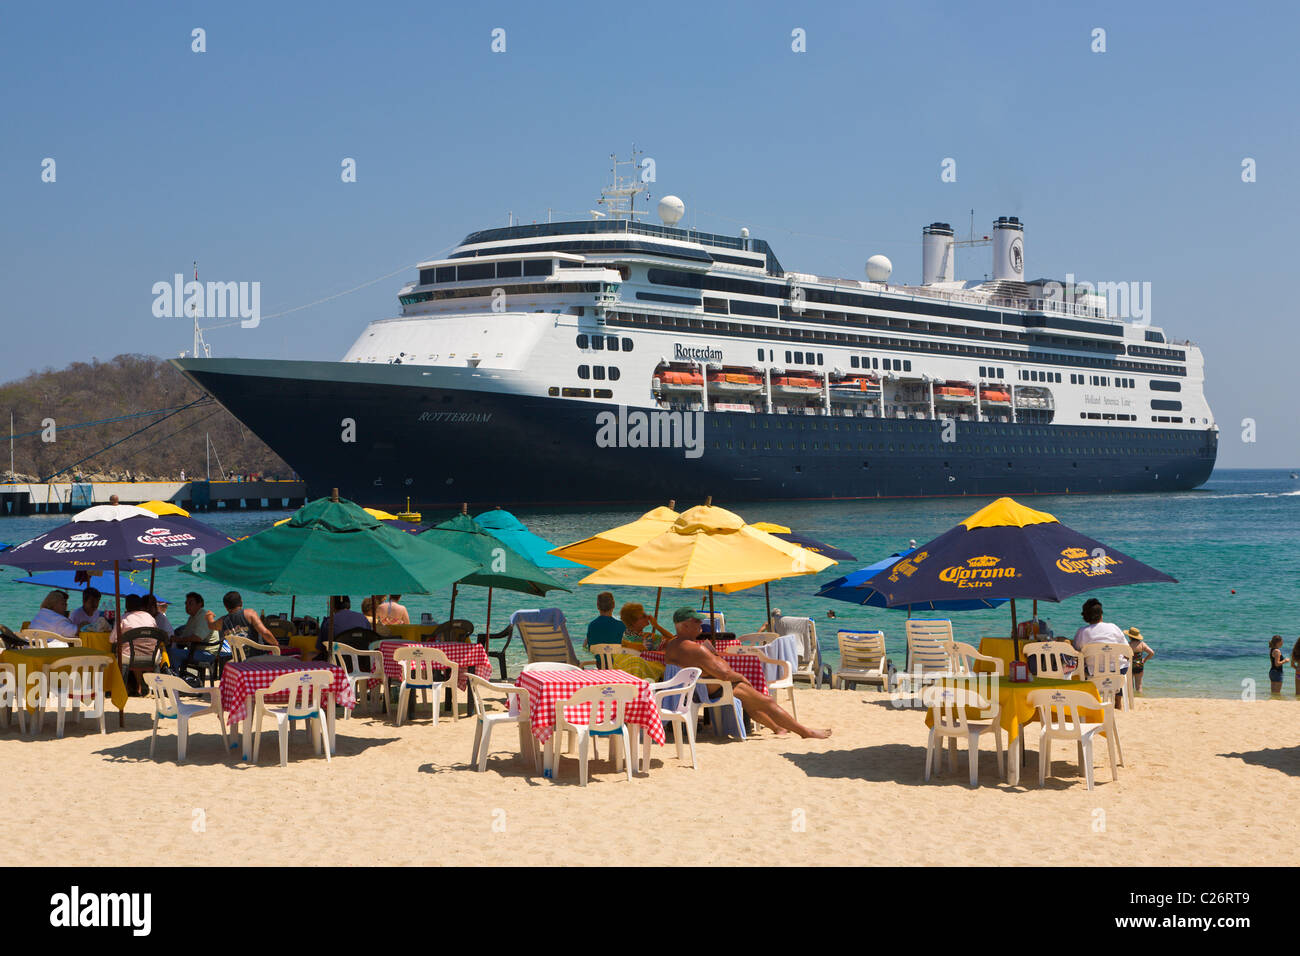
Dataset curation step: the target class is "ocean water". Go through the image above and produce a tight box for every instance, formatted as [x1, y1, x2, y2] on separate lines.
[2, 468, 1295, 700]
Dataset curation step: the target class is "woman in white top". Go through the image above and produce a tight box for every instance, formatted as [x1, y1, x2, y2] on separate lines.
[1071, 597, 1127, 650]
[29, 590, 78, 644]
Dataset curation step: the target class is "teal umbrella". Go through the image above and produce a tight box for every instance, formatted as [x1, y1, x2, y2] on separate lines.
[472, 508, 584, 569]
[422, 509, 570, 631]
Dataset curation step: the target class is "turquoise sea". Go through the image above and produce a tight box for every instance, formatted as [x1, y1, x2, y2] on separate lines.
[1, 468, 1295, 700]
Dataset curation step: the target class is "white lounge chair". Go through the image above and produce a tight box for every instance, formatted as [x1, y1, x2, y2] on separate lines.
[923, 683, 1004, 787]
[642, 667, 702, 771]
[1026, 687, 1118, 790]
[832, 630, 890, 691]
[146, 672, 229, 763]
[392, 645, 459, 727]
[467, 673, 540, 773]
[252, 670, 333, 767]
[549, 683, 637, 786]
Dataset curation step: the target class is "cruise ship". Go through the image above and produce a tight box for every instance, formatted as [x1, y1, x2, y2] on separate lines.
[173, 156, 1217, 508]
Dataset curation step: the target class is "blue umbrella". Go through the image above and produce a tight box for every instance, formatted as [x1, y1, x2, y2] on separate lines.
[472, 508, 583, 569]
[12, 569, 163, 601]
[817, 547, 1009, 612]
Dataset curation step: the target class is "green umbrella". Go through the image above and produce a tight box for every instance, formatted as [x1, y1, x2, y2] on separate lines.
[422, 509, 570, 630]
[180, 493, 479, 596]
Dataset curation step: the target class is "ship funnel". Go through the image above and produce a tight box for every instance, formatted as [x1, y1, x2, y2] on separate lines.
[992, 216, 1025, 282]
[921, 222, 955, 285]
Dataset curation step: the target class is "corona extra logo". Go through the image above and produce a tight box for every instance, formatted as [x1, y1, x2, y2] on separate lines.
[1055, 549, 1120, 576]
[912, 551, 928, 563]
[888, 558, 919, 582]
[938, 555, 1020, 588]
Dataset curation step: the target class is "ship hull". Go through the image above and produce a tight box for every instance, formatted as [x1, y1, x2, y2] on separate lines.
[174, 359, 1218, 508]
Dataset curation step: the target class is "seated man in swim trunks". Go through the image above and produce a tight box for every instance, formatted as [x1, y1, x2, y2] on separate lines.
[663, 607, 831, 739]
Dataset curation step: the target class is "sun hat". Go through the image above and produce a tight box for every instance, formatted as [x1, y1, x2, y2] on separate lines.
[672, 606, 704, 624]
[1125, 626, 1142, 640]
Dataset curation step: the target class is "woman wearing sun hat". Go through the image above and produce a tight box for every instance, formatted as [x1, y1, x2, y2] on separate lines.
[1126, 627, 1154, 693]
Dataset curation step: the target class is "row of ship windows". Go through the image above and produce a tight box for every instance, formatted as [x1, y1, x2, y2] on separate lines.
[576, 365, 621, 381]
[576, 334, 634, 352]
[698, 440, 1187, 456]
[606, 311, 1187, 377]
[419, 260, 557, 284]
[1020, 370, 1063, 383]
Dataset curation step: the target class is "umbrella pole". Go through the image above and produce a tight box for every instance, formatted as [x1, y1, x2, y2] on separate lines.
[653, 587, 662, 620]
[290, 595, 296, 621]
[148, 558, 155, 597]
[449, 583, 458, 620]
[1010, 598, 1019, 660]
[764, 583, 772, 631]
[114, 560, 122, 726]
[708, 585, 715, 629]
[485, 587, 493, 635]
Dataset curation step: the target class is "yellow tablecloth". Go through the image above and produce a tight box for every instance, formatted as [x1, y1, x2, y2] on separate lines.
[925, 676, 1101, 744]
[288, 633, 320, 658]
[611, 653, 665, 682]
[79, 629, 173, 667]
[976, 637, 1021, 673]
[377, 623, 441, 642]
[1, 647, 129, 713]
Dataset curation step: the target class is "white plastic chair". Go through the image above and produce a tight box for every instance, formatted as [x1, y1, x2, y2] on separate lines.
[332, 642, 388, 717]
[50, 655, 110, 738]
[19, 628, 66, 649]
[736, 645, 797, 720]
[950, 641, 1005, 676]
[520, 662, 582, 672]
[549, 683, 637, 786]
[467, 673, 540, 773]
[1021, 641, 1077, 679]
[769, 613, 824, 688]
[642, 667, 702, 771]
[392, 645, 459, 727]
[1026, 687, 1118, 790]
[252, 670, 333, 767]
[146, 672, 229, 763]
[903, 620, 953, 691]
[586, 643, 623, 670]
[922, 683, 1004, 787]
[0, 662, 27, 734]
[1080, 643, 1134, 710]
[832, 630, 890, 691]
[227, 632, 281, 661]
[695, 676, 746, 739]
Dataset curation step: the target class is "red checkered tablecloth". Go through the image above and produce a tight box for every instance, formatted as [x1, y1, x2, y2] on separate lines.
[514, 668, 665, 746]
[638, 649, 768, 696]
[377, 641, 490, 690]
[220, 659, 355, 722]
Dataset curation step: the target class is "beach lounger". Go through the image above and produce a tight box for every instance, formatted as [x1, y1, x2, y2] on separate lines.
[902, 620, 953, 692]
[832, 630, 890, 691]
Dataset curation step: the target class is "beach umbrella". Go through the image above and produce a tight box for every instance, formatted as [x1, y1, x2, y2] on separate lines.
[473, 508, 583, 569]
[0, 503, 238, 626]
[421, 509, 570, 631]
[12, 569, 161, 601]
[548, 504, 681, 569]
[817, 547, 1009, 613]
[273, 507, 423, 534]
[579, 504, 837, 625]
[139, 500, 190, 517]
[751, 523, 857, 561]
[180, 492, 480, 650]
[858, 497, 1177, 658]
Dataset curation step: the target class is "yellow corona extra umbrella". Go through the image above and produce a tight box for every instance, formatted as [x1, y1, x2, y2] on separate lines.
[139, 500, 190, 517]
[580, 504, 836, 623]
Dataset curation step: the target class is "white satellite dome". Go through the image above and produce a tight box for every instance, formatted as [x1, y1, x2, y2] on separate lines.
[865, 254, 893, 282]
[657, 195, 685, 226]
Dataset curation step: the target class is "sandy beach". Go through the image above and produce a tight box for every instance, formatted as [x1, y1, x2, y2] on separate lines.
[1, 687, 1293, 867]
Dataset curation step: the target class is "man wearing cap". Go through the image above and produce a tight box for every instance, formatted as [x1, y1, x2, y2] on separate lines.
[664, 607, 831, 739]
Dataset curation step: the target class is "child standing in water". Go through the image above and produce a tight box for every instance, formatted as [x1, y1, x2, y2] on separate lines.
[1125, 627, 1154, 694]
[1268, 636, 1286, 697]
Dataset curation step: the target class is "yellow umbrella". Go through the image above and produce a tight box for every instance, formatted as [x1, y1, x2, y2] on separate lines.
[548, 503, 680, 570]
[139, 500, 190, 517]
[580, 504, 836, 624]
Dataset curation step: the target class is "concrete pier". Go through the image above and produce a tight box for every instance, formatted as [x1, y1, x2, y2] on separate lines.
[0, 480, 308, 516]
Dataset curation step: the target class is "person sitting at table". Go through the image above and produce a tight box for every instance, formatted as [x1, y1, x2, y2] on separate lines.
[144, 594, 175, 638]
[618, 601, 674, 652]
[585, 592, 626, 651]
[113, 593, 160, 663]
[172, 592, 219, 672]
[69, 587, 107, 631]
[30, 590, 78, 645]
[664, 607, 831, 739]
[1071, 598, 1127, 652]
[315, 596, 371, 658]
[378, 594, 409, 626]
[219, 590, 279, 656]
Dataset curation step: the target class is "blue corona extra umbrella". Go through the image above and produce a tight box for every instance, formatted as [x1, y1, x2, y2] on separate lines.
[12, 570, 161, 601]
[817, 547, 1008, 612]
[859, 497, 1176, 656]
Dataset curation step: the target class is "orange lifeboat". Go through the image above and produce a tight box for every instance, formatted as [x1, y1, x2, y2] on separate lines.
[980, 389, 1011, 404]
[773, 375, 822, 392]
[935, 385, 975, 402]
[655, 369, 704, 388]
[707, 369, 764, 394]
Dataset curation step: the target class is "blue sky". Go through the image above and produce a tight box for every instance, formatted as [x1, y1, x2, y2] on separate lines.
[2, 0, 1295, 465]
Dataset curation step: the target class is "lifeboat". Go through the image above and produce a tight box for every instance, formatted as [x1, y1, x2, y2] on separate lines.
[980, 389, 1011, 405]
[706, 369, 764, 394]
[654, 369, 704, 389]
[773, 375, 823, 395]
[829, 375, 880, 400]
[935, 385, 975, 403]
